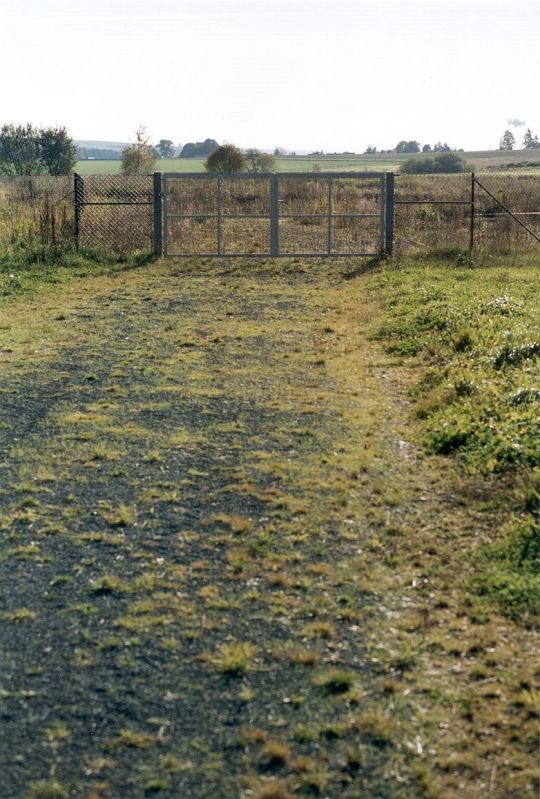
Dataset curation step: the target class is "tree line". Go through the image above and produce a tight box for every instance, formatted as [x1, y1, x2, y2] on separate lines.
[120, 130, 276, 175]
[3, 122, 539, 179]
[365, 141, 461, 155]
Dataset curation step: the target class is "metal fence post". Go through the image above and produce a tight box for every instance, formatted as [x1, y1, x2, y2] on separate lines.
[469, 172, 475, 254]
[384, 172, 395, 256]
[379, 173, 386, 253]
[327, 177, 333, 255]
[270, 174, 279, 256]
[153, 172, 163, 257]
[74, 173, 84, 250]
[217, 176, 222, 255]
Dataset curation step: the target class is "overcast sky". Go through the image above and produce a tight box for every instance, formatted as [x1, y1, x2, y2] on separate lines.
[0, 0, 538, 152]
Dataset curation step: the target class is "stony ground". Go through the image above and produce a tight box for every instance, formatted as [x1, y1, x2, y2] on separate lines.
[0, 259, 537, 799]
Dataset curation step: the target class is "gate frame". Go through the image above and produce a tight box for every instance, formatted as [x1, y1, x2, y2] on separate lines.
[159, 171, 395, 259]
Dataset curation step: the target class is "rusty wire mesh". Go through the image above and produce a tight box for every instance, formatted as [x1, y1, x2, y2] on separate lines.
[77, 175, 153, 256]
[0, 175, 75, 251]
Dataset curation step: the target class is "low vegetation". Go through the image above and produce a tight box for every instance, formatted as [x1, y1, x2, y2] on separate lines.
[400, 152, 467, 173]
[371, 253, 539, 622]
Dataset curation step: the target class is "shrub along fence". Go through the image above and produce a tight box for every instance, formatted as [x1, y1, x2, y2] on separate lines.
[0, 172, 538, 260]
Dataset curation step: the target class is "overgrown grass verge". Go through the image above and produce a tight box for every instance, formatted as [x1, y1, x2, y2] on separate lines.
[0, 242, 152, 304]
[371, 252, 540, 622]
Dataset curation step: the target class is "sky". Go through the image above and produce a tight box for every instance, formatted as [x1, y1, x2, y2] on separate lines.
[0, 0, 538, 153]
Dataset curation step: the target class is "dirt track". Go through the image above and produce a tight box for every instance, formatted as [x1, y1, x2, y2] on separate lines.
[0, 261, 536, 799]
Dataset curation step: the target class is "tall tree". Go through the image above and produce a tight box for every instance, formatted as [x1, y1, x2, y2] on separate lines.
[157, 139, 175, 159]
[523, 128, 540, 149]
[499, 130, 515, 151]
[39, 126, 77, 175]
[121, 127, 157, 175]
[0, 123, 44, 175]
[245, 149, 276, 172]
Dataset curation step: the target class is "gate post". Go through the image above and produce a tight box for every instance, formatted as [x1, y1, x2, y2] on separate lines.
[384, 172, 395, 257]
[153, 172, 163, 257]
[469, 172, 475, 254]
[74, 173, 84, 250]
[270, 174, 279, 256]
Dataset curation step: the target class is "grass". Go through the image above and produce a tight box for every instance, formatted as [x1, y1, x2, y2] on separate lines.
[202, 642, 259, 675]
[23, 782, 68, 799]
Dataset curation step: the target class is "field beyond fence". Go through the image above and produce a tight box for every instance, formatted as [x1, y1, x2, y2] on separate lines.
[0, 172, 538, 260]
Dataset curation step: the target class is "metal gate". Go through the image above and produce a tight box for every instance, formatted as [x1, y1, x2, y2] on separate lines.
[162, 172, 393, 257]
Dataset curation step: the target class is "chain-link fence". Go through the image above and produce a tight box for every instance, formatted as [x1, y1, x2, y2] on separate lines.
[473, 173, 540, 252]
[75, 174, 154, 256]
[0, 175, 75, 252]
[394, 173, 471, 253]
[394, 172, 540, 254]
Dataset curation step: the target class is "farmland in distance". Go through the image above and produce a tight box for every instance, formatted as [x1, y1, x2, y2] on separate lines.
[75, 148, 540, 175]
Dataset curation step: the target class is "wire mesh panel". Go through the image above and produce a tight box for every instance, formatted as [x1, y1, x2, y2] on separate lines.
[164, 174, 271, 256]
[278, 176, 330, 255]
[0, 176, 74, 250]
[473, 173, 540, 252]
[220, 177, 271, 255]
[394, 174, 471, 254]
[77, 175, 153, 256]
[164, 173, 384, 257]
[277, 174, 383, 256]
[331, 176, 383, 254]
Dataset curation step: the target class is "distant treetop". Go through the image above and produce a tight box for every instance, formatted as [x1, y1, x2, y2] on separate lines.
[180, 139, 219, 158]
[499, 130, 515, 151]
[204, 144, 245, 174]
[523, 128, 540, 149]
[395, 140, 421, 153]
[121, 126, 157, 175]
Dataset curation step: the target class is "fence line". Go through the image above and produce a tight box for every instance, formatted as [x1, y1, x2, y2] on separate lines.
[0, 171, 538, 259]
[394, 172, 540, 254]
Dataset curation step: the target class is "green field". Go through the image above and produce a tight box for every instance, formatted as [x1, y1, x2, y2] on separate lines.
[75, 149, 540, 175]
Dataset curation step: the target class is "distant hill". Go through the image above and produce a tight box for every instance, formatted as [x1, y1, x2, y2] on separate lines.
[76, 140, 129, 150]
[76, 140, 129, 160]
